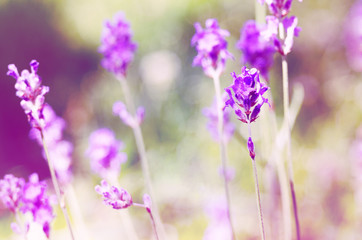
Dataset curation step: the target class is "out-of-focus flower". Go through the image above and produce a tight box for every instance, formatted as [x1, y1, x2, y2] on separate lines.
[237, 20, 276, 79]
[113, 101, 145, 128]
[191, 19, 233, 77]
[95, 179, 133, 210]
[224, 67, 269, 124]
[21, 173, 54, 238]
[202, 93, 235, 142]
[99, 12, 137, 77]
[203, 197, 232, 240]
[0, 174, 25, 213]
[29, 104, 73, 185]
[273, 16, 301, 56]
[86, 128, 127, 178]
[263, 0, 303, 18]
[7, 60, 49, 130]
[218, 166, 235, 182]
[345, 0, 362, 72]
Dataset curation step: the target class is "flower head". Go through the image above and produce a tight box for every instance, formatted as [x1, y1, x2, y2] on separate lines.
[113, 101, 145, 128]
[0, 174, 25, 213]
[99, 12, 137, 77]
[86, 128, 127, 178]
[191, 19, 233, 76]
[237, 20, 276, 79]
[143, 193, 152, 213]
[7, 60, 49, 130]
[95, 179, 133, 210]
[264, 0, 303, 18]
[224, 67, 269, 124]
[202, 93, 235, 142]
[274, 16, 301, 56]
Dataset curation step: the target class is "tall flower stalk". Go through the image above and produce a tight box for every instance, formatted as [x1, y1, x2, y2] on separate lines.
[224, 67, 269, 240]
[99, 12, 165, 238]
[7, 60, 75, 239]
[191, 18, 235, 239]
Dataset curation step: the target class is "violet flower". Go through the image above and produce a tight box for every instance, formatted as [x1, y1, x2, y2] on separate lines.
[202, 93, 235, 142]
[263, 0, 303, 18]
[273, 16, 301, 56]
[224, 67, 269, 159]
[86, 128, 127, 178]
[113, 101, 145, 128]
[95, 179, 133, 210]
[191, 19, 233, 76]
[0, 174, 25, 213]
[7, 60, 49, 130]
[237, 20, 276, 79]
[99, 12, 137, 77]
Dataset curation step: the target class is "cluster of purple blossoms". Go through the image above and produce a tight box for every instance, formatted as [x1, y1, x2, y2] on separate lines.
[30, 105, 73, 185]
[95, 179, 133, 210]
[113, 101, 145, 128]
[7, 60, 49, 130]
[99, 12, 137, 77]
[224, 67, 269, 159]
[0, 174, 54, 238]
[191, 19, 233, 77]
[259, 0, 303, 18]
[202, 93, 235, 142]
[86, 128, 127, 178]
[237, 20, 276, 79]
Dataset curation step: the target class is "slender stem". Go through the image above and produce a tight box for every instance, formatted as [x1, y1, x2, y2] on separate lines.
[248, 125, 266, 240]
[40, 130, 75, 240]
[211, 70, 235, 240]
[133, 203, 159, 240]
[116, 75, 165, 239]
[252, 158, 266, 240]
[279, 22, 301, 240]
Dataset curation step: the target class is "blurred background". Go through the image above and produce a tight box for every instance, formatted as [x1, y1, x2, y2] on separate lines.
[1, 0, 362, 239]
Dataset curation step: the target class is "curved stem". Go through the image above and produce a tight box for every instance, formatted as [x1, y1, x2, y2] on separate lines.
[117, 75, 165, 239]
[211, 70, 236, 240]
[41, 130, 75, 240]
[279, 22, 301, 240]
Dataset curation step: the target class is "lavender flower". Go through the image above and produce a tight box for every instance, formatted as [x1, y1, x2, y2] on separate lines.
[224, 67, 269, 124]
[86, 128, 127, 178]
[0, 173, 54, 238]
[113, 101, 145, 128]
[0, 174, 25, 213]
[7, 60, 49, 130]
[202, 93, 235, 142]
[143, 193, 152, 213]
[21, 173, 54, 238]
[95, 179, 133, 210]
[191, 19, 233, 76]
[273, 16, 301, 56]
[99, 12, 137, 77]
[264, 0, 303, 18]
[237, 20, 276, 79]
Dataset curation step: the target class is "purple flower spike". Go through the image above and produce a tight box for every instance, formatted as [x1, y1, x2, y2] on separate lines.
[191, 19, 233, 76]
[7, 60, 49, 130]
[237, 20, 276, 80]
[247, 137, 256, 160]
[265, 0, 302, 18]
[95, 179, 133, 210]
[202, 93, 235, 142]
[86, 128, 127, 178]
[0, 174, 25, 213]
[21, 173, 54, 238]
[143, 193, 152, 213]
[113, 101, 145, 128]
[99, 12, 137, 77]
[224, 67, 269, 124]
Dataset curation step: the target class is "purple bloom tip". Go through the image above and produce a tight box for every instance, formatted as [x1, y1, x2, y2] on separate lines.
[143, 194, 152, 213]
[95, 179, 133, 210]
[247, 137, 256, 160]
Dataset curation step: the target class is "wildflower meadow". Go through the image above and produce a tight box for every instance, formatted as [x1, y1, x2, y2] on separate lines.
[1, 0, 362, 239]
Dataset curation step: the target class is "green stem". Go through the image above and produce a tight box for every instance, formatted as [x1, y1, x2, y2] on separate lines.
[40, 130, 75, 240]
[279, 22, 301, 240]
[211, 70, 236, 240]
